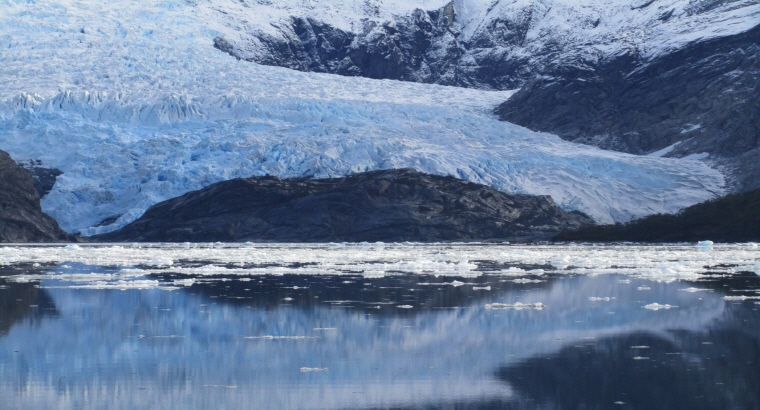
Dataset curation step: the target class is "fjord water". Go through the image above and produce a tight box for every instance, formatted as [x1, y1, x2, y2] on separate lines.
[1, 244, 759, 409]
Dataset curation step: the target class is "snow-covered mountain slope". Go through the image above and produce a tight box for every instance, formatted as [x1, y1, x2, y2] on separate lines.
[203, 0, 760, 88]
[0, 0, 724, 236]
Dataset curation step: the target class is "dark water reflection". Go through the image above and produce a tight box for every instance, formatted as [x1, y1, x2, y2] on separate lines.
[1, 264, 759, 409]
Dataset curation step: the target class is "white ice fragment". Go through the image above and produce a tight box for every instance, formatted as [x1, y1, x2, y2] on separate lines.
[681, 287, 709, 293]
[485, 302, 545, 310]
[637, 286, 651, 291]
[723, 295, 760, 301]
[300, 367, 328, 372]
[632, 356, 650, 360]
[472, 286, 491, 291]
[243, 336, 318, 340]
[643, 303, 677, 310]
[697, 240, 714, 248]
[510, 279, 544, 284]
[172, 278, 195, 287]
[589, 297, 615, 301]
[283, 297, 294, 301]
[630, 346, 650, 349]
[396, 305, 413, 309]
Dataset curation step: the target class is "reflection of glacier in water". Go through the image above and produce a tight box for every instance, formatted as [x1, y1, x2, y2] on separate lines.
[1, 244, 759, 409]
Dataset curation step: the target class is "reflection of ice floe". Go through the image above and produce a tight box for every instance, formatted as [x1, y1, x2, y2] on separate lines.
[300, 367, 328, 372]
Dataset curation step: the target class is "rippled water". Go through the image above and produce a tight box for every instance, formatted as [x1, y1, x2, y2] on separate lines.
[1, 243, 759, 409]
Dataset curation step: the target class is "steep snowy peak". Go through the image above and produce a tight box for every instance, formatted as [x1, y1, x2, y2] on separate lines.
[197, 0, 453, 33]
[0, 0, 725, 235]
[458, 0, 760, 59]
[200, 0, 760, 60]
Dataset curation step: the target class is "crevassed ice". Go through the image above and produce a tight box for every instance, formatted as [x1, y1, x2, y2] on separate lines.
[0, 0, 726, 235]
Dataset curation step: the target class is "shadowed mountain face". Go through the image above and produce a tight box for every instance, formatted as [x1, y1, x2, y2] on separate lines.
[498, 326, 760, 410]
[497, 24, 760, 191]
[94, 169, 593, 242]
[0, 150, 73, 243]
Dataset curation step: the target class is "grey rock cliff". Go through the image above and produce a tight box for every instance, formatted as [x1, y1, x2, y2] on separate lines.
[94, 169, 593, 242]
[0, 150, 73, 242]
[497, 24, 760, 191]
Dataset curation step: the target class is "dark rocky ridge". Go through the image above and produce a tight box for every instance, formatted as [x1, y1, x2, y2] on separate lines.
[17, 159, 63, 198]
[497, 24, 760, 191]
[94, 169, 593, 242]
[0, 150, 74, 242]
[554, 188, 760, 243]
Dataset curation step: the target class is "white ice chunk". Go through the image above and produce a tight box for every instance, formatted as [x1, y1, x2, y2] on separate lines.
[643, 303, 677, 310]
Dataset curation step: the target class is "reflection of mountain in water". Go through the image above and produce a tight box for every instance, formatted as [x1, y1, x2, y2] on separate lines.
[0, 266, 58, 336]
[168, 271, 553, 316]
[0, 270, 755, 410]
[498, 306, 760, 410]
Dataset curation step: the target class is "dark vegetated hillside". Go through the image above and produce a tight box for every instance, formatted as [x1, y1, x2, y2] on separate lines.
[555, 189, 760, 243]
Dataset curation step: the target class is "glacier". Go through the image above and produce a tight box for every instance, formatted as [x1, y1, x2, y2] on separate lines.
[0, 0, 725, 236]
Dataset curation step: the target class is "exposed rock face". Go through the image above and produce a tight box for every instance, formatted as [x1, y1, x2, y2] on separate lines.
[17, 160, 63, 198]
[497, 24, 760, 191]
[95, 169, 593, 242]
[0, 150, 73, 242]
[554, 188, 760, 243]
[214, 9, 465, 86]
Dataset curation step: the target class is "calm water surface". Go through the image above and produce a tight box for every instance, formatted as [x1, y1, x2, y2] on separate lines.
[1, 243, 759, 409]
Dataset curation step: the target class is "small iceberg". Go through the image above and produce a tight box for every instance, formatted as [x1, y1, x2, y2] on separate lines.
[697, 240, 714, 249]
[643, 303, 677, 310]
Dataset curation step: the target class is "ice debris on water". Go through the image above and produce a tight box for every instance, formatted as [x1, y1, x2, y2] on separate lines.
[589, 297, 615, 301]
[243, 336, 318, 340]
[723, 295, 760, 301]
[485, 302, 545, 310]
[472, 286, 491, 291]
[681, 287, 710, 292]
[396, 305, 413, 309]
[300, 367, 328, 372]
[644, 303, 678, 310]
[697, 240, 714, 249]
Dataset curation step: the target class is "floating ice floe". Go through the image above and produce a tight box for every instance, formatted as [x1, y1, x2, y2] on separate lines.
[643, 303, 678, 310]
[697, 241, 714, 249]
[485, 302, 545, 310]
[723, 295, 760, 301]
[300, 367, 328, 372]
[681, 287, 710, 293]
[243, 336, 318, 340]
